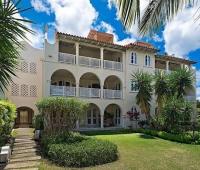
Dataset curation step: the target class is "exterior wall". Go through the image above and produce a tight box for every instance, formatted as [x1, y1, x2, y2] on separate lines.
[5, 41, 43, 114]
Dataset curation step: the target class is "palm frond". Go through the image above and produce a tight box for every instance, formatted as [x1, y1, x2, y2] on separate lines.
[139, 0, 192, 36]
[115, 0, 140, 29]
[0, 0, 33, 92]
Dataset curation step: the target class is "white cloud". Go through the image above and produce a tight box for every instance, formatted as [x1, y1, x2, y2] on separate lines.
[163, 4, 200, 56]
[107, 0, 116, 9]
[116, 37, 136, 45]
[152, 34, 163, 42]
[31, 0, 98, 37]
[31, 0, 50, 15]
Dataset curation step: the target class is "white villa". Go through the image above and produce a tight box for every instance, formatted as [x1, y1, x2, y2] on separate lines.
[3, 30, 197, 129]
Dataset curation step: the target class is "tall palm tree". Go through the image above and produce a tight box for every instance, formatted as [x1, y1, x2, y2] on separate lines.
[132, 71, 153, 121]
[115, 0, 195, 35]
[154, 70, 169, 114]
[0, 0, 33, 92]
[168, 68, 194, 99]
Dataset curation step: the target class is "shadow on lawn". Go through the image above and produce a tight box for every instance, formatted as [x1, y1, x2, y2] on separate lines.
[138, 133, 156, 139]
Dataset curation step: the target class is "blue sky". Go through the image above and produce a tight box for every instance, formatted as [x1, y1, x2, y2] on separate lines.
[18, 0, 200, 98]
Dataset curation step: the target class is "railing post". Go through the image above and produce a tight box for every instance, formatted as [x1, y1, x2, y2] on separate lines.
[166, 61, 169, 72]
[63, 86, 65, 96]
[76, 43, 79, 65]
[100, 48, 104, 69]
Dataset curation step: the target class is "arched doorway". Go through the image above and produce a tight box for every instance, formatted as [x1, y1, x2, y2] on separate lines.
[79, 103, 101, 128]
[50, 69, 76, 96]
[104, 104, 121, 127]
[15, 107, 34, 128]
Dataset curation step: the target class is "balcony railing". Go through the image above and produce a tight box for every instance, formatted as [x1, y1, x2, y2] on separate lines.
[103, 89, 122, 99]
[58, 52, 75, 64]
[79, 87, 101, 98]
[155, 68, 173, 74]
[50, 85, 76, 96]
[103, 60, 122, 71]
[79, 56, 101, 68]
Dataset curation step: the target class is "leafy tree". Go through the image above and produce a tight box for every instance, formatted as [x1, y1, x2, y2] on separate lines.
[0, 0, 33, 92]
[154, 70, 169, 114]
[115, 0, 196, 35]
[36, 97, 88, 134]
[168, 68, 194, 99]
[132, 71, 153, 121]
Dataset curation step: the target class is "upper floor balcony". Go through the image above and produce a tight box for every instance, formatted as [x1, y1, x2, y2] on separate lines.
[58, 41, 123, 71]
[50, 69, 123, 99]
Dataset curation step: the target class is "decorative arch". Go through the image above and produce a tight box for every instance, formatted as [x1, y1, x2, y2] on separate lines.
[79, 72, 101, 88]
[104, 104, 121, 127]
[15, 106, 34, 128]
[103, 75, 122, 90]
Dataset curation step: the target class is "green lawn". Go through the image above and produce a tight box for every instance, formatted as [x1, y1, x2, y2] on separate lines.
[39, 132, 200, 170]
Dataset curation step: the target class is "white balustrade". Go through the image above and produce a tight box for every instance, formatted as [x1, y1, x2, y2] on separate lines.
[103, 60, 122, 71]
[58, 52, 75, 64]
[103, 89, 122, 99]
[50, 85, 76, 97]
[79, 87, 101, 98]
[79, 56, 101, 68]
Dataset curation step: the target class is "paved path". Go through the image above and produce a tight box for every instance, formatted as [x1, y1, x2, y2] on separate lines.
[4, 128, 41, 170]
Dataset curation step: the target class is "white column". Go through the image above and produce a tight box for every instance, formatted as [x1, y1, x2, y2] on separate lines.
[100, 47, 104, 69]
[75, 42, 79, 65]
[181, 64, 184, 69]
[76, 120, 79, 130]
[76, 82, 79, 97]
[166, 61, 169, 72]
[100, 114, 104, 128]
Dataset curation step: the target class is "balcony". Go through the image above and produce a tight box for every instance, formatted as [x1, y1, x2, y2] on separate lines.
[104, 89, 122, 99]
[58, 52, 75, 64]
[79, 87, 101, 98]
[79, 56, 101, 68]
[50, 85, 76, 97]
[104, 60, 123, 71]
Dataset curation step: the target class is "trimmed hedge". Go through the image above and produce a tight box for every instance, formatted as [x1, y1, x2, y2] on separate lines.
[135, 128, 200, 144]
[41, 132, 118, 167]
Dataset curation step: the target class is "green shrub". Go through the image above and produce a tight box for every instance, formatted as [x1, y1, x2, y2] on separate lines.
[32, 114, 44, 130]
[0, 100, 16, 138]
[135, 128, 200, 144]
[48, 138, 118, 167]
[41, 132, 118, 167]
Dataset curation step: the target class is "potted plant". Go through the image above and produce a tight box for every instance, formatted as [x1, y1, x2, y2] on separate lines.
[32, 114, 44, 140]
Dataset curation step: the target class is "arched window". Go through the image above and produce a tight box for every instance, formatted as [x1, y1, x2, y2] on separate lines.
[130, 52, 137, 64]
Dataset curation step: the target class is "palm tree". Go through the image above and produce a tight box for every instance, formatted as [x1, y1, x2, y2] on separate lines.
[132, 71, 153, 121]
[115, 0, 195, 35]
[0, 0, 33, 92]
[168, 68, 194, 99]
[154, 70, 169, 114]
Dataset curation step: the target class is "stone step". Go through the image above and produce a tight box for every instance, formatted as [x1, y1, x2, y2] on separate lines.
[11, 168, 38, 170]
[12, 148, 40, 154]
[11, 152, 41, 159]
[15, 139, 33, 142]
[5, 161, 40, 170]
[13, 145, 39, 151]
[10, 156, 41, 163]
[14, 141, 37, 146]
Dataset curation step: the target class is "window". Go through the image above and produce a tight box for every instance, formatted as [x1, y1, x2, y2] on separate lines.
[11, 83, 19, 96]
[145, 55, 151, 66]
[21, 84, 28, 96]
[21, 61, 28, 73]
[115, 108, 121, 125]
[130, 52, 137, 64]
[131, 80, 139, 92]
[30, 85, 37, 97]
[30, 62, 36, 74]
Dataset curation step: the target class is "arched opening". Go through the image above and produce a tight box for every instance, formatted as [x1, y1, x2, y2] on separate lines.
[104, 104, 121, 127]
[79, 72, 101, 98]
[50, 69, 76, 96]
[79, 103, 101, 128]
[104, 75, 122, 99]
[15, 107, 34, 128]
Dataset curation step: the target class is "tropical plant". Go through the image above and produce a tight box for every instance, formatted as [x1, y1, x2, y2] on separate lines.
[168, 68, 194, 99]
[154, 70, 169, 114]
[0, 0, 33, 92]
[115, 0, 197, 35]
[132, 71, 153, 121]
[36, 97, 88, 134]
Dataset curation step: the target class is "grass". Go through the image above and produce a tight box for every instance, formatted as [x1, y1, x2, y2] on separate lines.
[39, 131, 200, 170]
